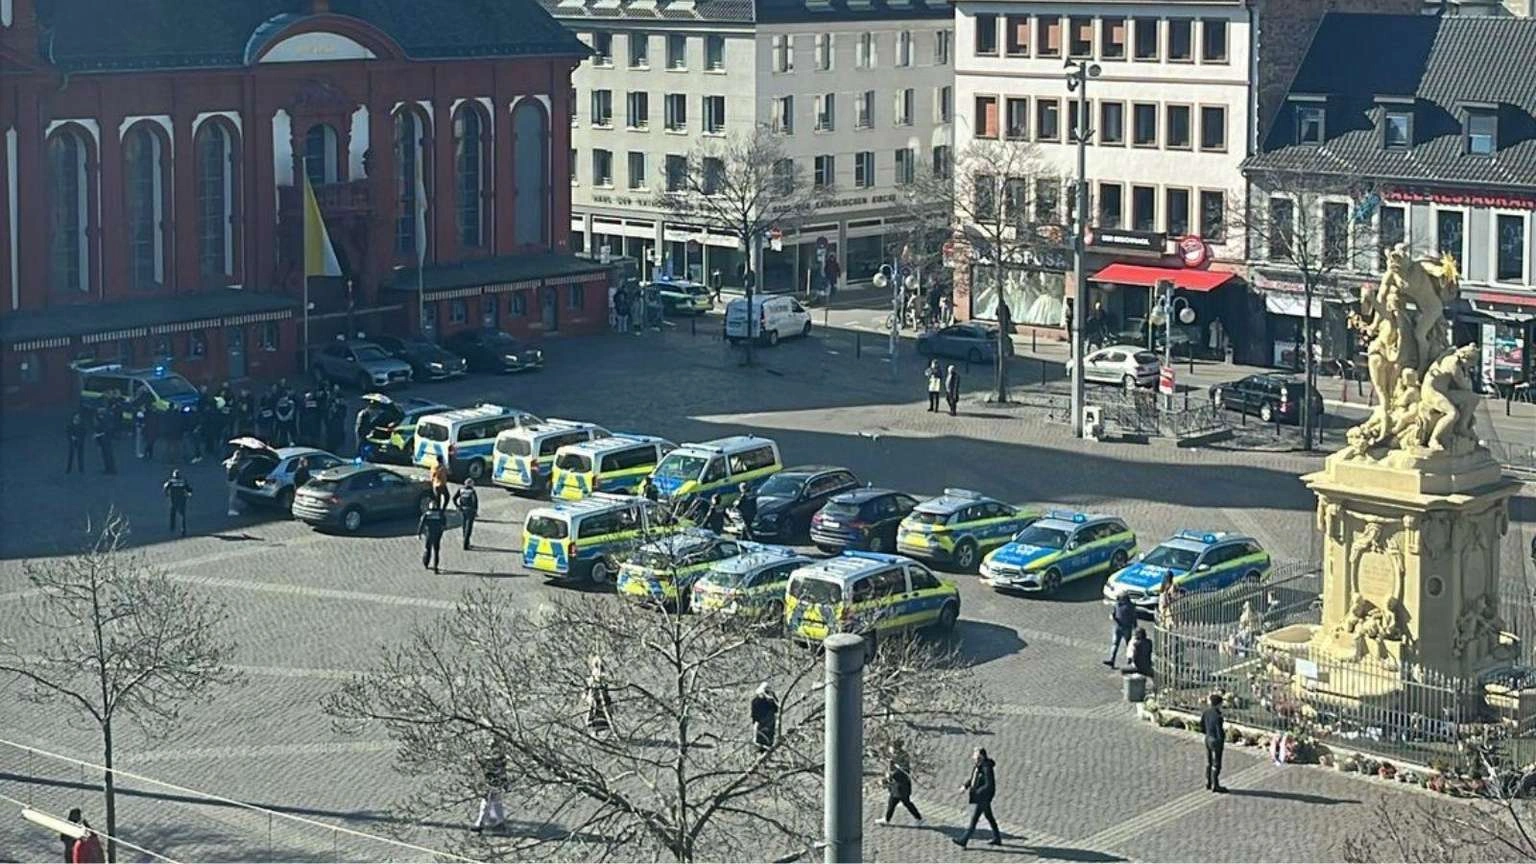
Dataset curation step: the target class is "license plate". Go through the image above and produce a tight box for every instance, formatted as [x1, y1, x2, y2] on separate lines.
[821, 520, 840, 529]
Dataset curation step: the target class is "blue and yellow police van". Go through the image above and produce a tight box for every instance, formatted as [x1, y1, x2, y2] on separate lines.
[491, 419, 609, 495]
[616, 529, 769, 610]
[522, 493, 687, 584]
[412, 404, 540, 481]
[550, 434, 676, 500]
[783, 551, 960, 642]
[690, 547, 816, 624]
[896, 488, 1041, 572]
[1103, 530, 1271, 611]
[647, 435, 782, 509]
[980, 510, 1137, 596]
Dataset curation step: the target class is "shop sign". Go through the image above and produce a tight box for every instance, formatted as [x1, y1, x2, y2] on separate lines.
[1086, 227, 1165, 252]
[1158, 365, 1175, 395]
[1385, 187, 1536, 211]
[1177, 235, 1209, 268]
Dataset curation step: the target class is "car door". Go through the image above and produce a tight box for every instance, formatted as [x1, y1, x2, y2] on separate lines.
[380, 470, 419, 515]
[1194, 544, 1235, 590]
[883, 495, 918, 542]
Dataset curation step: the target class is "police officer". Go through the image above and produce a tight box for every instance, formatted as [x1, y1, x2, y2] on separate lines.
[234, 388, 254, 438]
[257, 384, 277, 440]
[354, 402, 376, 459]
[454, 479, 479, 550]
[201, 385, 223, 459]
[65, 412, 87, 474]
[703, 493, 727, 534]
[325, 392, 348, 455]
[419, 504, 448, 573]
[94, 408, 116, 475]
[273, 386, 297, 447]
[735, 482, 757, 541]
[163, 469, 193, 536]
[300, 386, 321, 446]
[640, 475, 659, 503]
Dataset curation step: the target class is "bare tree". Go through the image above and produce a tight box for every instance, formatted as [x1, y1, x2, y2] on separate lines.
[1236, 166, 1381, 449]
[325, 581, 984, 861]
[0, 512, 242, 861]
[910, 139, 1054, 402]
[655, 124, 826, 365]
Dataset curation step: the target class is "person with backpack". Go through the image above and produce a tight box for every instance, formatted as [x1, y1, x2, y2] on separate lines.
[454, 479, 479, 550]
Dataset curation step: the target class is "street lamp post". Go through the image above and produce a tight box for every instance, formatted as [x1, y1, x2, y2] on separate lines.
[1066, 58, 1100, 439]
[1148, 280, 1194, 409]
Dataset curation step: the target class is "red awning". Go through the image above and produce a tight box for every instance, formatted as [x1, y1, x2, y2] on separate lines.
[1473, 291, 1536, 309]
[1090, 263, 1235, 293]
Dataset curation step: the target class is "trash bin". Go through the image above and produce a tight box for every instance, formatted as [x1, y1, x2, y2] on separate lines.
[1123, 673, 1148, 703]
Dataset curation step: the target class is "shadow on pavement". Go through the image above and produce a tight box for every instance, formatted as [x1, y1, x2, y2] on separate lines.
[948, 620, 1028, 667]
[1022, 844, 1129, 862]
[1225, 788, 1361, 806]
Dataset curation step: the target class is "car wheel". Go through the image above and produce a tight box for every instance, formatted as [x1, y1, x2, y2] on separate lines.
[867, 534, 886, 553]
[953, 539, 979, 572]
[1123, 374, 1138, 390]
[1043, 568, 1063, 594]
[1242, 569, 1263, 586]
[966, 347, 983, 364]
[466, 459, 487, 481]
[802, 320, 812, 337]
[589, 557, 614, 585]
[1260, 402, 1276, 423]
[767, 329, 780, 347]
[276, 488, 295, 515]
[936, 601, 959, 633]
[340, 506, 364, 533]
[1110, 549, 1129, 572]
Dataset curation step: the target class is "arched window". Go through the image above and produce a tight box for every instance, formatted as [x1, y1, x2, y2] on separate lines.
[512, 101, 548, 247]
[454, 105, 488, 248]
[394, 108, 429, 257]
[124, 124, 166, 292]
[304, 124, 339, 185]
[196, 121, 238, 279]
[47, 128, 91, 293]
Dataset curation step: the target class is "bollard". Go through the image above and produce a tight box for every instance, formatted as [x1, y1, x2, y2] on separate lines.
[824, 634, 865, 864]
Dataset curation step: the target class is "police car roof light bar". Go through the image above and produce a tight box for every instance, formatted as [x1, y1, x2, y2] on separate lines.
[1175, 530, 1227, 544]
[1044, 509, 1089, 523]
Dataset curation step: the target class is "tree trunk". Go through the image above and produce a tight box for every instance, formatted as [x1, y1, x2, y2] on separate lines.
[102, 720, 117, 863]
[994, 276, 1010, 403]
[743, 230, 760, 368]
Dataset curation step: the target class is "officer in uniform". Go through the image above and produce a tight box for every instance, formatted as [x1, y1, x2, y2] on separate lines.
[65, 412, 87, 474]
[454, 479, 480, 550]
[163, 469, 193, 536]
[735, 482, 757, 541]
[94, 408, 116, 475]
[418, 504, 448, 573]
[325, 392, 348, 455]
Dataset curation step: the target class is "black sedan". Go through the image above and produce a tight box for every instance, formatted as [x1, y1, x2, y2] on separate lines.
[810, 487, 920, 553]
[1209, 373, 1324, 425]
[725, 465, 861, 542]
[372, 335, 468, 381]
[916, 323, 1010, 364]
[443, 329, 544, 373]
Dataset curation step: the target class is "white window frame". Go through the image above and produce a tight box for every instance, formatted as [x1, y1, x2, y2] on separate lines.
[934, 29, 951, 65]
[626, 91, 650, 130]
[896, 30, 912, 67]
[856, 91, 874, 129]
[629, 32, 649, 68]
[854, 150, 875, 188]
[936, 85, 952, 123]
[627, 151, 647, 191]
[857, 32, 876, 69]
[593, 149, 614, 188]
[773, 95, 794, 134]
[1319, 195, 1356, 271]
[667, 34, 688, 70]
[816, 93, 836, 132]
[1490, 208, 1531, 286]
[815, 32, 833, 71]
[1374, 203, 1410, 272]
[895, 89, 914, 127]
[703, 95, 726, 135]
[1430, 205, 1469, 270]
[814, 154, 835, 188]
[772, 34, 793, 73]
[664, 93, 688, 132]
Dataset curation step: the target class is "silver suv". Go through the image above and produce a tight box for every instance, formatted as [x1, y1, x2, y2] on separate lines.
[314, 340, 413, 390]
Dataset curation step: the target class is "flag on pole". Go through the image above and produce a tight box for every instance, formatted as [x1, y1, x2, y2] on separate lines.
[302, 173, 342, 278]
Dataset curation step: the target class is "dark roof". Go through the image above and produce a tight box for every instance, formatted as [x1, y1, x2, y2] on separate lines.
[38, 0, 587, 71]
[1246, 14, 1536, 189]
[0, 290, 299, 345]
[387, 253, 613, 295]
[539, 0, 948, 25]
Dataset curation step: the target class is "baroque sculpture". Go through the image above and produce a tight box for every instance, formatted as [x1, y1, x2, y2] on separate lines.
[1343, 245, 1480, 459]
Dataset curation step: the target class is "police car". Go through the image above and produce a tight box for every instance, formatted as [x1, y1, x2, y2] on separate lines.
[1103, 531, 1271, 610]
[616, 529, 763, 609]
[980, 511, 1137, 595]
[783, 551, 960, 642]
[690, 548, 816, 623]
[895, 489, 1041, 571]
[75, 362, 202, 418]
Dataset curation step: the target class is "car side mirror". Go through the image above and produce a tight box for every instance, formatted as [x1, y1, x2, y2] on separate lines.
[1197, 563, 1211, 572]
[1066, 541, 1079, 551]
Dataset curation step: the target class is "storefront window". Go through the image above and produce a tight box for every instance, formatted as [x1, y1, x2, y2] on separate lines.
[844, 236, 885, 283]
[1481, 321, 1527, 385]
[971, 265, 1066, 327]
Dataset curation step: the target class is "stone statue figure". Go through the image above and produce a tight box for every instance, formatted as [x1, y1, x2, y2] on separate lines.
[1419, 344, 1481, 453]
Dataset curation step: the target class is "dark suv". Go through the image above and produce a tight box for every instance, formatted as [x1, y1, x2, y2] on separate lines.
[1209, 374, 1324, 425]
[725, 465, 860, 541]
[810, 487, 920, 554]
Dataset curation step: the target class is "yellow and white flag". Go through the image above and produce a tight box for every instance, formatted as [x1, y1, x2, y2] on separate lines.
[302, 173, 342, 278]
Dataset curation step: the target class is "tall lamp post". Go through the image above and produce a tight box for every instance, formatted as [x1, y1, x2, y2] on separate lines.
[1148, 279, 1194, 408]
[1065, 58, 1100, 438]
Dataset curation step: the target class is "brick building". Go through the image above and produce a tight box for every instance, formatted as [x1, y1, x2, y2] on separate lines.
[0, 0, 609, 410]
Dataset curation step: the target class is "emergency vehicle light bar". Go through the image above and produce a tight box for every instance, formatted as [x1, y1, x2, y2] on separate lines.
[1175, 530, 1227, 544]
[1045, 509, 1088, 523]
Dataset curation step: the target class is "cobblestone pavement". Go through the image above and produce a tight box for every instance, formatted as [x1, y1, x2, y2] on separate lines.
[1, 322, 1532, 862]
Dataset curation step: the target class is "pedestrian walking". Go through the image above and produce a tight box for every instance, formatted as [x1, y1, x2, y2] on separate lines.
[613, 285, 630, 333]
[734, 482, 757, 541]
[65, 413, 87, 474]
[878, 742, 923, 825]
[953, 747, 1001, 848]
[61, 807, 83, 862]
[926, 360, 942, 412]
[1201, 693, 1227, 792]
[944, 364, 960, 416]
[1105, 594, 1137, 667]
[640, 475, 659, 502]
[585, 655, 615, 733]
[454, 479, 479, 550]
[430, 462, 451, 509]
[1125, 627, 1154, 677]
[163, 469, 193, 536]
[223, 448, 245, 516]
[470, 743, 509, 833]
[93, 411, 116, 475]
[750, 682, 778, 752]
[419, 504, 447, 573]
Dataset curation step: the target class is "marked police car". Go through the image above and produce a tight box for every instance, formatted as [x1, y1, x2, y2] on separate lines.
[690, 547, 816, 624]
[980, 511, 1137, 596]
[896, 489, 1041, 572]
[783, 551, 960, 642]
[616, 529, 763, 609]
[1102, 530, 1271, 610]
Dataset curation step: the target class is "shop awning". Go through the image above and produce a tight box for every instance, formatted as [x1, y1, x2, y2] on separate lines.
[1090, 263, 1235, 292]
[1265, 293, 1325, 318]
[1472, 291, 1536, 315]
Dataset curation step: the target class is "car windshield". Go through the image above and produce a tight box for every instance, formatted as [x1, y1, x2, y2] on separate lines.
[354, 347, 389, 362]
[525, 516, 569, 539]
[1012, 524, 1069, 549]
[652, 452, 708, 483]
[905, 510, 949, 526]
[634, 547, 688, 569]
[486, 333, 520, 349]
[820, 501, 863, 520]
[149, 375, 197, 398]
[1143, 545, 1201, 571]
[788, 575, 842, 604]
[556, 452, 592, 472]
[496, 437, 531, 457]
[416, 422, 450, 442]
[1133, 351, 1159, 364]
[758, 474, 808, 497]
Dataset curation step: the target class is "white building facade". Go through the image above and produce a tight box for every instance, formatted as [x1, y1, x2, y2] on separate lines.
[552, 0, 954, 290]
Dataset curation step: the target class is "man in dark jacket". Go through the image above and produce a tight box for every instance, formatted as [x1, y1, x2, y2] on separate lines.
[1126, 627, 1154, 677]
[640, 475, 659, 502]
[954, 747, 1000, 848]
[354, 404, 377, 459]
[1201, 693, 1227, 792]
[273, 386, 297, 446]
[419, 504, 448, 573]
[879, 742, 922, 825]
[66, 413, 87, 474]
[944, 365, 961, 416]
[454, 479, 479, 550]
[93, 410, 116, 475]
[325, 389, 348, 455]
[1105, 594, 1138, 667]
[163, 469, 193, 536]
[735, 482, 757, 541]
[749, 683, 778, 752]
[703, 493, 727, 534]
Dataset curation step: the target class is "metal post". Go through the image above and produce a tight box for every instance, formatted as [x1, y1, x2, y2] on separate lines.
[303, 274, 311, 373]
[823, 633, 865, 864]
[1164, 290, 1174, 411]
[1068, 63, 1092, 439]
[1302, 278, 1315, 451]
[888, 261, 898, 360]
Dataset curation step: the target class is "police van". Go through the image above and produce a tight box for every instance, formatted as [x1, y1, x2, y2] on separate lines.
[783, 551, 960, 642]
[647, 435, 782, 508]
[75, 362, 201, 419]
[412, 404, 541, 481]
[521, 493, 686, 584]
[550, 434, 675, 500]
[491, 420, 610, 494]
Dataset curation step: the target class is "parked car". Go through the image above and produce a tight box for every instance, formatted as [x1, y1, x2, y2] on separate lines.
[443, 329, 544, 373]
[1068, 345, 1161, 388]
[724, 295, 812, 346]
[313, 340, 413, 390]
[651, 280, 714, 316]
[1209, 373, 1324, 424]
[724, 465, 861, 541]
[917, 323, 1006, 363]
[233, 444, 346, 513]
[291, 464, 434, 533]
[372, 335, 468, 382]
[810, 487, 920, 554]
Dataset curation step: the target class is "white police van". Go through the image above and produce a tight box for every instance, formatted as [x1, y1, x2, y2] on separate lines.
[412, 404, 541, 481]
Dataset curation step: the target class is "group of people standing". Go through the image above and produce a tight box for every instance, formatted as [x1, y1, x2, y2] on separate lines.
[925, 360, 961, 416]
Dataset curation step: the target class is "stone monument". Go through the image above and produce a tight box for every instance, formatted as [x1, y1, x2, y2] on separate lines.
[1297, 245, 1520, 684]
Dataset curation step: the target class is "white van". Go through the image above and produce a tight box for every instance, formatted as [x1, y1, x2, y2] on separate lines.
[412, 404, 542, 481]
[491, 419, 610, 494]
[725, 295, 812, 346]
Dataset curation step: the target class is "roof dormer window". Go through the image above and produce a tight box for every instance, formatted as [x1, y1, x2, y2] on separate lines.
[1465, 108, 1497, 156]
[1383, 109, 1412, 150]
[1295, 104, 1325, 145]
